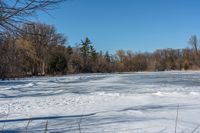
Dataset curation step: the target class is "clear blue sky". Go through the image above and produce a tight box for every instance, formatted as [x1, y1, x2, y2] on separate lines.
[37, 0, 200, 53]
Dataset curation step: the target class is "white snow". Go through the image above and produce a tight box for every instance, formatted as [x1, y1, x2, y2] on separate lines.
[0, 72, 200, 132]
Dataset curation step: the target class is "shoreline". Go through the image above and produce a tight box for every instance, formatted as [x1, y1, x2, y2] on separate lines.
[1, 70, 200, 81]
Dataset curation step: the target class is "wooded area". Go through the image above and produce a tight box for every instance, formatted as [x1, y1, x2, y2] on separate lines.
[0, 1, 200, 79]
[0, 22, 199, 79]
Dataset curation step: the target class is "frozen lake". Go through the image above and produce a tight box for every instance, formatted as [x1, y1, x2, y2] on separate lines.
[0, 71, 200, 133]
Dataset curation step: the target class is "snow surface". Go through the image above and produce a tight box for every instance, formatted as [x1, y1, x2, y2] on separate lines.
[0, 72, 200, 132]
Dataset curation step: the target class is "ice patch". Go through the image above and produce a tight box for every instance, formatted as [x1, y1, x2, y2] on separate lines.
[189, 91, 200, 96]
[153, 91, 200, 98]
[24, 83, 35, 87]
[92, 92, 121, 97]
[11, 82, 35, 89]
[153, 91, 164, 96]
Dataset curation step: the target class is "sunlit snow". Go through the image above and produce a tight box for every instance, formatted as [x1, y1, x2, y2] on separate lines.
[0, 71, 200, 133]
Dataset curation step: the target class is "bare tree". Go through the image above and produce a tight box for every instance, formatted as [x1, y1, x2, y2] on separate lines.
[21, 22, 66, 75]
[0, 0, 65, 33]
[189, 35, 200, 66]
[189, 35, 198, 54]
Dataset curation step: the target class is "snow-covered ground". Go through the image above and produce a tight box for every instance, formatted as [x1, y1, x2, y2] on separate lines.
[0, 71, 200, 133]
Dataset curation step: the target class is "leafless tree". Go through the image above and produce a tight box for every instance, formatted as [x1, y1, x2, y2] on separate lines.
[189, 35, 200, 66]
[189, 35, 198, 54]
[0, 0, 65, 33]
[21, 22, 66, 75]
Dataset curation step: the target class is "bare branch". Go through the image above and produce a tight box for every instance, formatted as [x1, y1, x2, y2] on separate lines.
[0, 0, 66, 33]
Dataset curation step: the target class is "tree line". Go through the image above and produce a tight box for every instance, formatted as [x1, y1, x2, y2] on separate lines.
[1, 1, 200, 79]
[0, 22, 199, 79]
